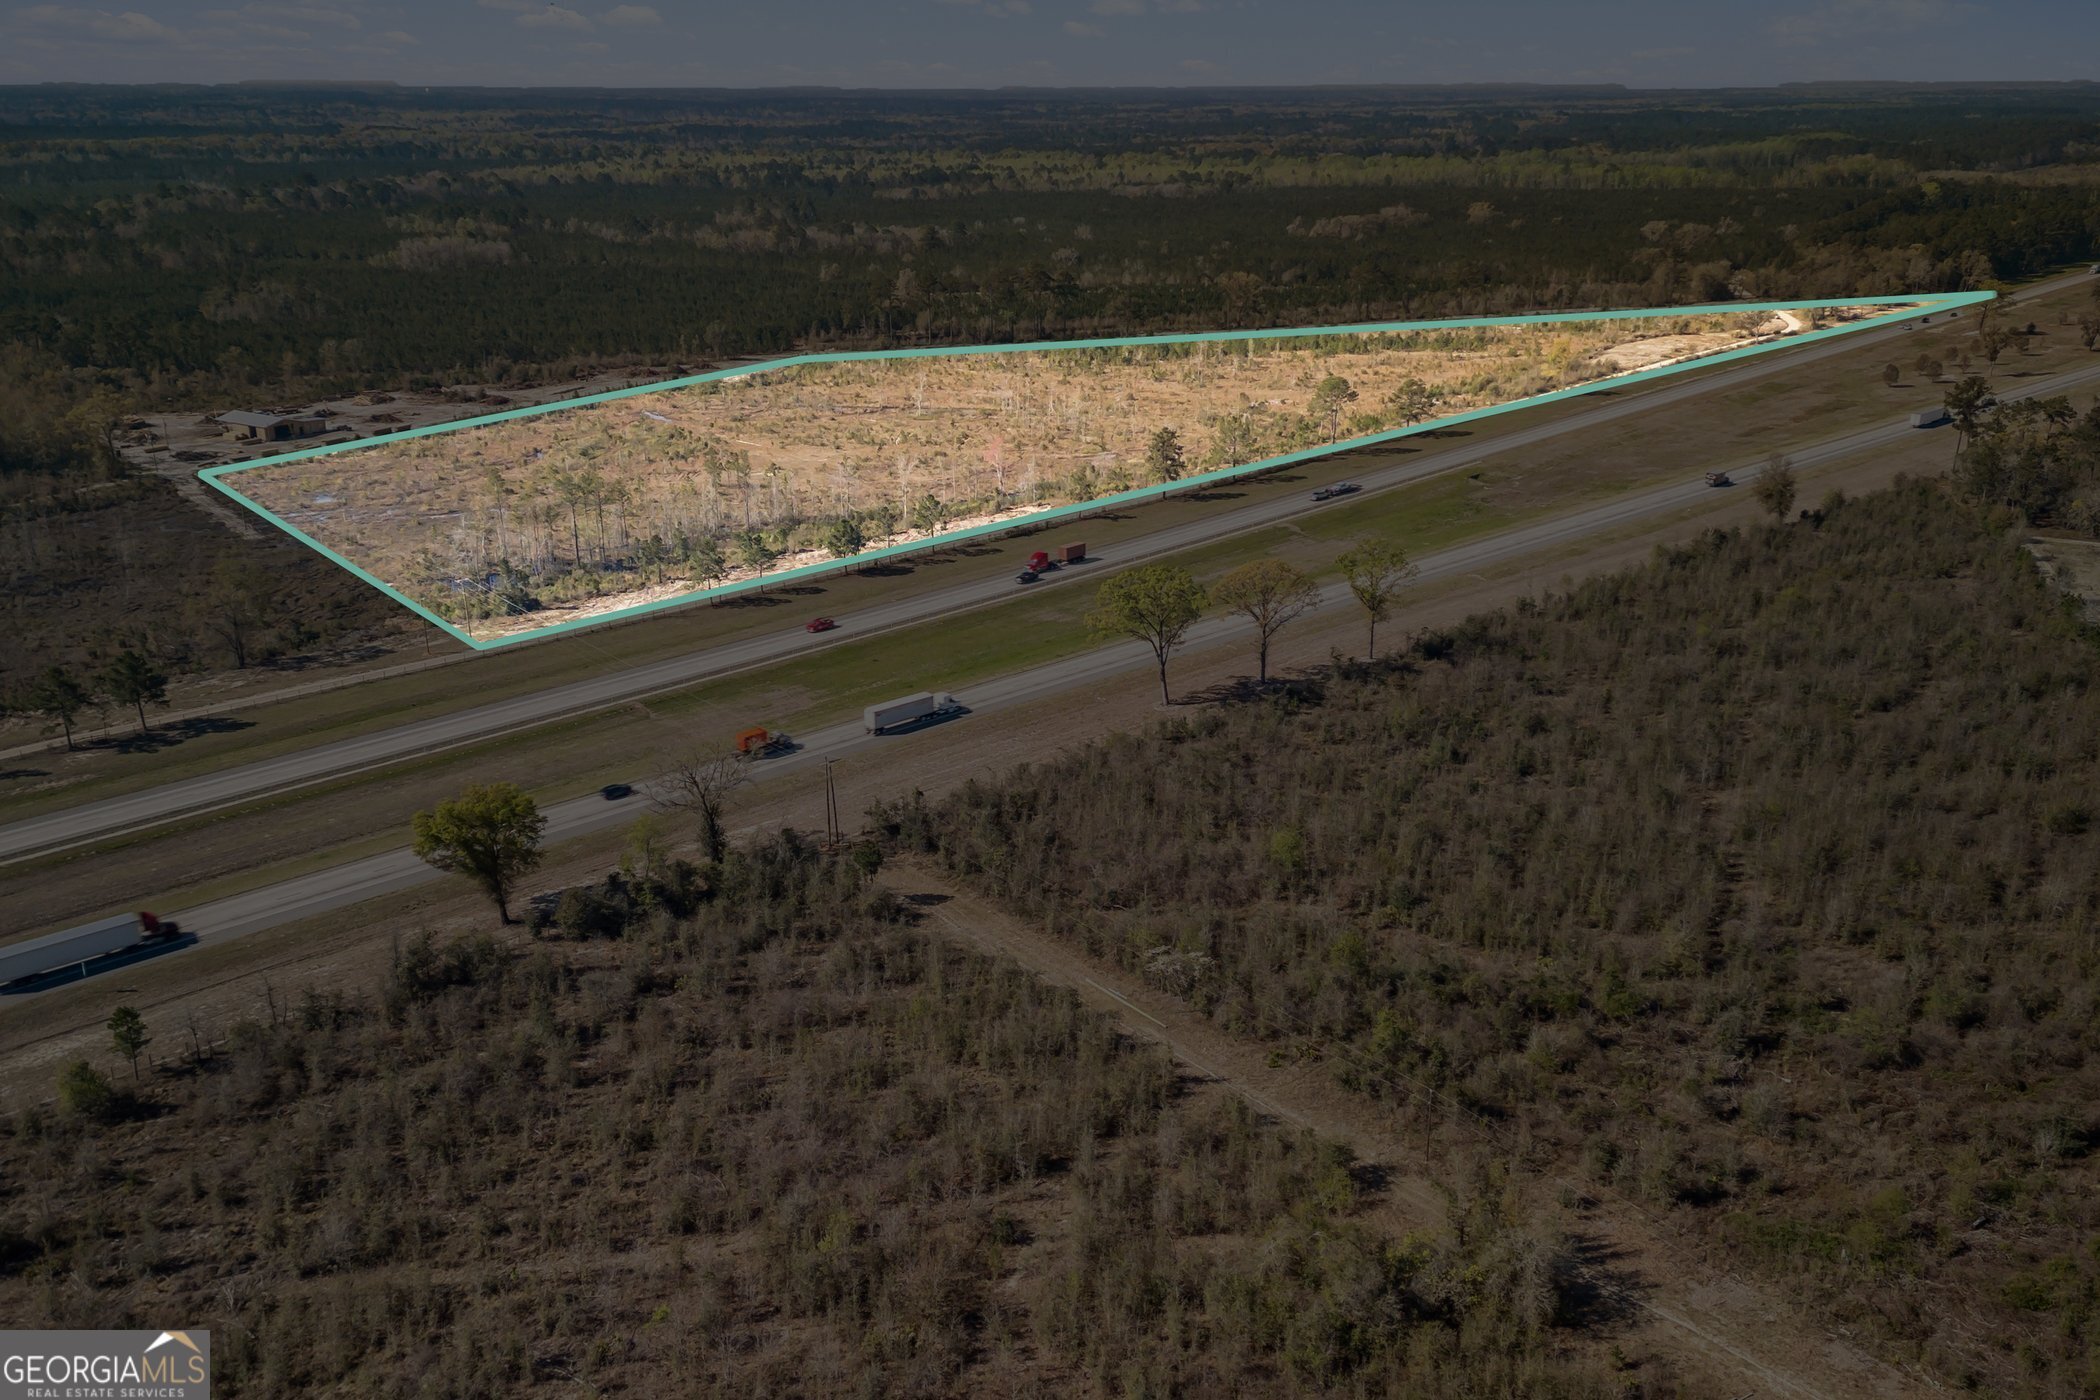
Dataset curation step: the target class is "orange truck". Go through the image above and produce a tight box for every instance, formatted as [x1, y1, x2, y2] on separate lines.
[736, 726, 791, 757]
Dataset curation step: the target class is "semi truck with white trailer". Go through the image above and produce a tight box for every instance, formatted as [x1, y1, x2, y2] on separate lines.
[0, 911, 184, 990]
[863, 692, 963, 735]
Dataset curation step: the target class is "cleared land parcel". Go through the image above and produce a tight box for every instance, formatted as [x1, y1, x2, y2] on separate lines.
[217, 297, 1956, 644]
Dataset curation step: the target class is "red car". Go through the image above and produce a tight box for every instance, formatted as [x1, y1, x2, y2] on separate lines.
[805, 617, 838, 633]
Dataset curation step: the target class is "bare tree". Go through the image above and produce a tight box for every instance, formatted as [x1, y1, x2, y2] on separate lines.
[652, 749, 751, 861]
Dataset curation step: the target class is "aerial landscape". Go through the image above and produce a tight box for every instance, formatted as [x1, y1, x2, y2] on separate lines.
[4, 4, 2100, 1397]
[225, 301, 1911, 637]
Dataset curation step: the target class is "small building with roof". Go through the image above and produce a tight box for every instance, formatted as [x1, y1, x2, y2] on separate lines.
[219, 410, 334, 442]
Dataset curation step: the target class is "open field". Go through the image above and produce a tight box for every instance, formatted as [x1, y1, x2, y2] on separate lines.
[227, 305, 1894, 638]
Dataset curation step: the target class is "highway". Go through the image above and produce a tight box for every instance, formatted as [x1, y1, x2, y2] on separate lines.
[52, 339, 2086, 955]
[9, 280, 2084, 869]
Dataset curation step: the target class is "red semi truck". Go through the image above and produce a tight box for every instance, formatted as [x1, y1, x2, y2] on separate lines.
[1019, 542, 1086, 584]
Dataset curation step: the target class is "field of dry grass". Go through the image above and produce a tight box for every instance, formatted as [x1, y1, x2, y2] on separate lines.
[233, 308, 1885, 636]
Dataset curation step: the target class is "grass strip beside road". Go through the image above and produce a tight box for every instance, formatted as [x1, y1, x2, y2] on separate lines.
[0, 473, 1522, 933]
[2, 398, 1988, 944]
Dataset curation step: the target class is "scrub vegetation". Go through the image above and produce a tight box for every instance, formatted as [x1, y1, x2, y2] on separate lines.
[878, 481, 2100, 1396]
[0, 839, 1624, 1397]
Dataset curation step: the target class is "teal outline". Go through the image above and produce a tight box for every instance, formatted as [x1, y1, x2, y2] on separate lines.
[200, 290, 1992, 649]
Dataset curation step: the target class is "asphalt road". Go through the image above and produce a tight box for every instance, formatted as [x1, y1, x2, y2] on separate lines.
[124, 346, 2100, 943]
[1, 274, 2090, 876]
[0, 277, 2094, 996]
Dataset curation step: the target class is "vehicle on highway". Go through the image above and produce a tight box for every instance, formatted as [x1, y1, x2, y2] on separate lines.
[1312, 482, 1361, 501]
[1027, 550, 1054, 573]
[805, 616, 838, 633]
[1057, 542, 1087, 565]
[864, 691, 963, 734]
[1909, 408, 1951, 429]
[600, 783, 633, 801]
[1, 911, 184, 990]
[735, 726, 794, 757]
[1704, 470, 1733, 487]
[1016, 569, 1040, 585]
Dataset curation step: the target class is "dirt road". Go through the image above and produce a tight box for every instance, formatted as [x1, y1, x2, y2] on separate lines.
[891, 866, 1928, 1399]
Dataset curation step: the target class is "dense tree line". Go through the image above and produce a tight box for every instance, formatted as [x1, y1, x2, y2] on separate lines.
[877, 481, 2100, 1395]
[8, 85, 2100, 447]
[0, 834, 1624, 1396]
[1948, 375, 2100, 535]
[5, 85, 2096, 688]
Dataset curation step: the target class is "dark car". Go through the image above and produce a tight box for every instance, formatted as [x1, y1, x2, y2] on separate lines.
[1016, 570, 1040, 584]
[1311, 487, 1333, 501]
[1329, 482, 1361, 497]
[600, 783, 633, 801]
[805, 617, 838, 633]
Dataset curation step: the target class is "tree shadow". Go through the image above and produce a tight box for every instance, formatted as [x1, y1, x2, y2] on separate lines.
[1347, 1160, 1392, 1197]
[1180, 674, 1327, 709]
[1556, 1231, 1652, 1332]
[1183, 489, 1246, 502]
[901, 892, 953, 909]
[713, 592, 788, 609]
[921, 543, 1002, 566]
[93, 716, 256, 756]
[0, 768, 49, 781]
[260, 643, 394, 673]
[854, 562, 916, 578]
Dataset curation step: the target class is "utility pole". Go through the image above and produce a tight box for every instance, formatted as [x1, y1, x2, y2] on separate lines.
[823, 758, 841, 851]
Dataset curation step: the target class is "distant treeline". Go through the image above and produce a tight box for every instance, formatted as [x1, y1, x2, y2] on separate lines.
[6, 84, 2100, 484]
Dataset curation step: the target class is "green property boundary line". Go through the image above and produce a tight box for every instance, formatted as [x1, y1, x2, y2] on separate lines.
[199, 290, 1993, 649]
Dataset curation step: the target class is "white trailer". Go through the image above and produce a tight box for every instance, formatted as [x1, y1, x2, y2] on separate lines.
[1909, 408, 1950, 428]
[0, 913, 177, 988]
[863, 691, 961, 734]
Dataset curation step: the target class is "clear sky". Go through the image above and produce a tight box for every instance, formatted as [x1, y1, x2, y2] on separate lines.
[0, 0, 2092, 88]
